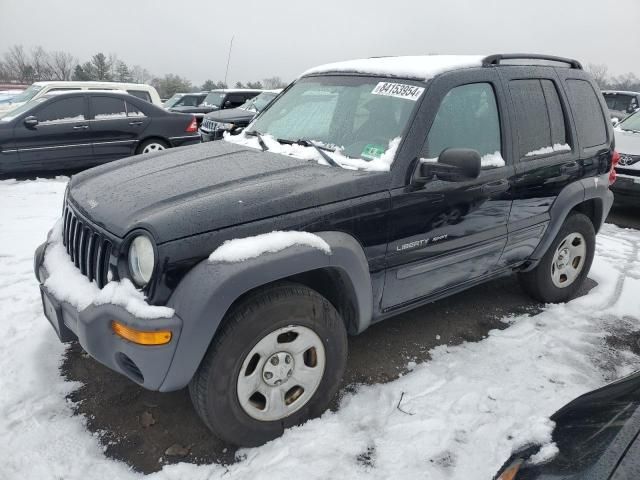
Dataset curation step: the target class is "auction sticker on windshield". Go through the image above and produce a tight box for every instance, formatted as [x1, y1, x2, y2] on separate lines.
[372, 82, 424, 101]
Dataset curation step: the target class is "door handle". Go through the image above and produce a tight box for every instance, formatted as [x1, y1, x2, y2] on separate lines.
[560, 162, 580, 175]
[129, 121, 144, 126]
[72, 125, 89, 130]
[481, 180, 510, 195]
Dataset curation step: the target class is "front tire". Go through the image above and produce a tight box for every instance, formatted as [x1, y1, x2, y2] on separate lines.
[189, 283, 348, 447]
[519, 212, 595, 303]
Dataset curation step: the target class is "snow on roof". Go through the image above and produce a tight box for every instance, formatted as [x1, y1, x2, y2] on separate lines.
[602, 90, 640, 95]
[301, 55, 486, 81]
[210, 88, 266, 93]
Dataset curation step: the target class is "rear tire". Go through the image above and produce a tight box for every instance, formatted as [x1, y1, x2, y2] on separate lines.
[519, 212, 595, 303]
[189, 282, 348, 447]
[136, 138, 168, 155]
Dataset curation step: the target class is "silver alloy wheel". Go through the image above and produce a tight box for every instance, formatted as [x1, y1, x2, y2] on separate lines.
[550, 232, 587, 288]
[237, 325, 326, 422]
[142, 143, 165, 154]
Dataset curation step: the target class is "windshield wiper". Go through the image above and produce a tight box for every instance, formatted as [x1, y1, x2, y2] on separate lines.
[278, 138, 342, 168]
[245, 130, 268, 151]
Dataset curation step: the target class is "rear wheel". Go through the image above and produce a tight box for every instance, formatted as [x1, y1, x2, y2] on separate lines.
[519, 212, 595, 303]
[136, 138, 168, 155]
[189, 283, 348, 447]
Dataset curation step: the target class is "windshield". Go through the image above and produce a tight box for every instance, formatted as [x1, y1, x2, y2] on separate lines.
[240, 92, 278, 113]
[237, 76, 422, 170]
[10, 84, 43, 104]
[604, 93, 636, 113]
[0, 97, 47, 121]
[203, 92, 224, 107]
[619, 111, 640, 132]
[163, 94, 184, 108]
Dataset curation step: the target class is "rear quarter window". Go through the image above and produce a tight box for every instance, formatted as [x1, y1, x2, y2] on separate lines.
[565, 80, 607, 149]
[127, 90, 152, 103]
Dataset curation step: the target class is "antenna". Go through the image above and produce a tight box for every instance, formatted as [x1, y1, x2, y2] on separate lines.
[224, 35, 234, 88]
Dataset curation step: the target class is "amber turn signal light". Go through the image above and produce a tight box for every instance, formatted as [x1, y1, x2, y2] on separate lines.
[496, 460, 523, 480]
[111, 321, 172, 345]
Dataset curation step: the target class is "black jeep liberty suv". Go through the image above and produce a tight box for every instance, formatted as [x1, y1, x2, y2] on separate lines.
[34, 54, 617, 447]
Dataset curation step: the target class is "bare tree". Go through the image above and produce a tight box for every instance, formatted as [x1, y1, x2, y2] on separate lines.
[262, 76, 287, 89]
[610, 73, 640, 91]
[48, 51, 77, 80]
[586, 63, 609, 88]
[3, 45, 32, 82]
[31, 46, 54, 81]
[130, 64, 152, 84]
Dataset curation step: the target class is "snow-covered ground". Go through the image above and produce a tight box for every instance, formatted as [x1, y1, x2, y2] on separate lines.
[1, 178, 639, 480]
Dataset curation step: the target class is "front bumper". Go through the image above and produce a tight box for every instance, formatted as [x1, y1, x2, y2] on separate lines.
[34, 242, 183, 391]
[611, 173, 640, 205]
[198, 127, 223, 142]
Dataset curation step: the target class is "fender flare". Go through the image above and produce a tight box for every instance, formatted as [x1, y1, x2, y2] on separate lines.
[524, 174, 613, 269]
[159, 231, 372, 391]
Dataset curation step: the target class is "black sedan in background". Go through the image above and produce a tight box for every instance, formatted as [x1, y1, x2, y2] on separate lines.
[0, 90, 200, 174]
[495, 371, 640, 479]
[199, 90, 281, 142]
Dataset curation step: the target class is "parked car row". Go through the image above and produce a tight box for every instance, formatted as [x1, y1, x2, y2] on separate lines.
[165, 88, 264, 124]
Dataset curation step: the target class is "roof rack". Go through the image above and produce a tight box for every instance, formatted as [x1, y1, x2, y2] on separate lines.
[483, 54, 582, 70]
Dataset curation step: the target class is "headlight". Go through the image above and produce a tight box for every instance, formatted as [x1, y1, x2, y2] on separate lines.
[216, 122, 235, 131]
[128, 235, 155, 287]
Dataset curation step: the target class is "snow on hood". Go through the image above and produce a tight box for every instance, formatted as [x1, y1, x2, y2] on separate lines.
[209, 231, 331, 263]
[300, 55, 486, 81]
[224, 132, 401, 172]
[43, 219, 174, 319]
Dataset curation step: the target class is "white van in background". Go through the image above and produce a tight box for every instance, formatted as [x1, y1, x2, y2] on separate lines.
[0, 81, 162, 114]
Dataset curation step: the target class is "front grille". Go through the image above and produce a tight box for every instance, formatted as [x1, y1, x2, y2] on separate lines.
[201, 118, 216, 132]
[619, 154, 640, 167]
[62, 203, 114, 288]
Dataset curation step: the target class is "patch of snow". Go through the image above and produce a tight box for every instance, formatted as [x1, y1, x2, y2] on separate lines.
[2, 178, 640, 480]
[529, 442, 559, 465]
[224, 132, 401, 172]
[43, 218, 173, 319]
[301, 55, 486, 82]
[525, 144, 571, 157]
[209, 231, 331, 263]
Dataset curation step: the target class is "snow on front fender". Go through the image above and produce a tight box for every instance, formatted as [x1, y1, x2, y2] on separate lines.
[208, 230, 332, 263]
[42, 219, 173, 319]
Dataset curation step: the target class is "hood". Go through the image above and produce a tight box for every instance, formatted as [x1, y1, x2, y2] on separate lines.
[0, 102, 22, 114]
[68, 141, 389, 243]
[169, 105, 218, 114]
[203, 108, 255, 125]
[615, 128, 640, 156]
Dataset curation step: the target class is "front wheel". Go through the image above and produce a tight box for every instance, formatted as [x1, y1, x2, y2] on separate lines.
[189, 283, 348, 447]
[519, 212, 595, 303]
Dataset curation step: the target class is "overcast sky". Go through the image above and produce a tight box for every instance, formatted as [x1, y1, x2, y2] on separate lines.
[1, 0, 638, 86]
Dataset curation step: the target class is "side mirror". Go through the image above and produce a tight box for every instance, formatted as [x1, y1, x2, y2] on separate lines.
[24, 116, 38, 128]
[413, 148, 482, 185]
[612, 117, 620, 127]
[224, 100, 233, 108]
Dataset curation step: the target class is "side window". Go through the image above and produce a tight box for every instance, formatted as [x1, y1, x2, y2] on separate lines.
[92, 96, 127, 120]
[565, 79, 607, 149]
[227, 95, 245, 107]
[509, 79, 569, 158]
[126, 101, 146, 117]
[181, 96, 199, 107]
[36, 97, 86, 124]
[426, 83, 502, 167]
[126, 90, 152, 103]
[541, 80, 567, 146]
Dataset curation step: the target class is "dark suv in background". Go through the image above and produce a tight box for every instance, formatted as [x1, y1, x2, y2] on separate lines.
[34, 54, 616, 447]
[603, 90, 640, 121]
[199, 90, 281, 141]
[167, 89, 263, 125]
